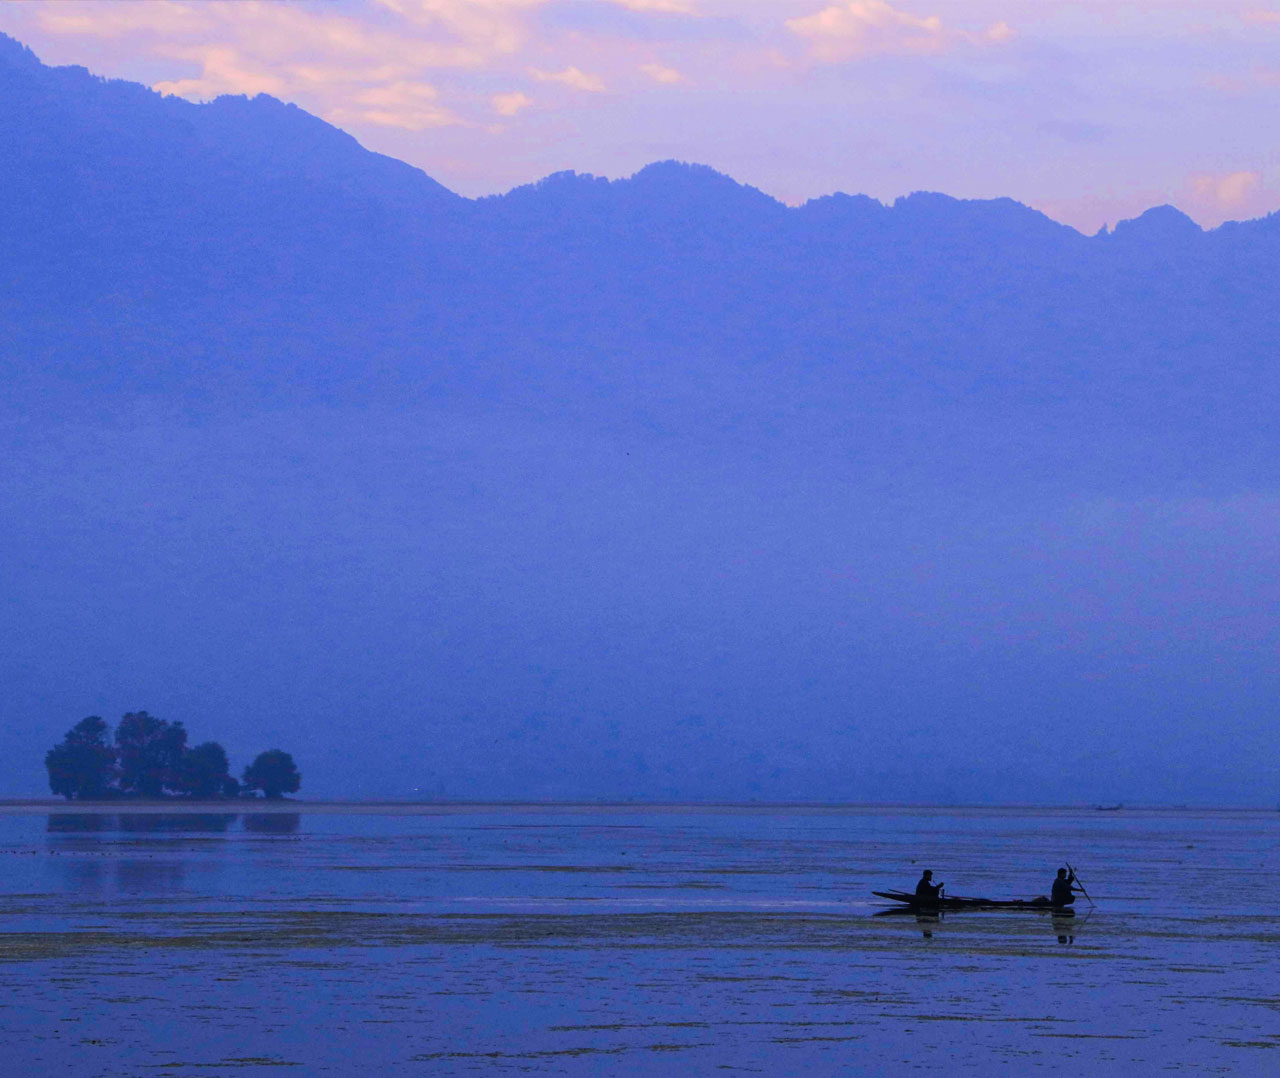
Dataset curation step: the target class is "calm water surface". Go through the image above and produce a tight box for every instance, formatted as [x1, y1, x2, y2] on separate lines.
[1, 805, 1278, 1075]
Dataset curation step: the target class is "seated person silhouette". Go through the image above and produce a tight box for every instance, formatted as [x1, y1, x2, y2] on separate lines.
[915, 869, 944, 901]
[1050, 867, 1080, 908]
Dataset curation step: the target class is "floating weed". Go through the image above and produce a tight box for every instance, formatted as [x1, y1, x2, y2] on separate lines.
[411, 1046, 634, 1060]
[150, 1059, 300, 1069]
[700, 974, 808, 983]
[1032, 1033, 1145, 1040]
[548, 1021, 711, 1032]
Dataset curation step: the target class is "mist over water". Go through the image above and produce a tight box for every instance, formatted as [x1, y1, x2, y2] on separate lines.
[5, 401, 1278, 803]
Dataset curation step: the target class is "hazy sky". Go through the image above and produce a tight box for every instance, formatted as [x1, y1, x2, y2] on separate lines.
[1, 0, 1277, 231]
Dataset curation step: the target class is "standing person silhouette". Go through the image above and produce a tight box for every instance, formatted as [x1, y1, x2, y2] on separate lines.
[915, 869, 944, 901]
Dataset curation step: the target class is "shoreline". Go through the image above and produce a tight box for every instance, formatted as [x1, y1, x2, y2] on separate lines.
[0, 799, 1274, 815]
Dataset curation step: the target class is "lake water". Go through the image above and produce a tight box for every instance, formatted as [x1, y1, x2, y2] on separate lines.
[1, 804, 1277, 1076]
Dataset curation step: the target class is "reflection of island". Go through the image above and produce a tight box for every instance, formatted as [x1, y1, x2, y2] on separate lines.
[115, 856, 187, 892]
[243, 813, 301, 834]
[47, 813, 301, 835]
[119, 813, 237, 833]
[47, 813, 237, 833]
[47, 813, 112, 833]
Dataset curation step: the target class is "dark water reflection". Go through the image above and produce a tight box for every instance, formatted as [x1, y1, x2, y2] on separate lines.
[875, 904, 1091, 943]
[40, 812, 302, 896]
[46, 813, 113, 833]
[118, 812, 238, 833]
[115, 856, 188, 892]
[243, 813, 300, 834]
[876, 902, 1094, 946]
[46, 812, 290, 834]
[1053, 910, 1084, 944]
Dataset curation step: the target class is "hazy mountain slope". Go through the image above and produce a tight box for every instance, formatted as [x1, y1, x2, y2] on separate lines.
[0, 33, 468, 400]
[2, 35, 1279, 803]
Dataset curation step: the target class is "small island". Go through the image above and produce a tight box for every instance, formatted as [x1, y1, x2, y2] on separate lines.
[45, 712, 301, 801]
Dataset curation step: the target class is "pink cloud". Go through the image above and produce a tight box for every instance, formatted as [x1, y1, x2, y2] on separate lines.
[338, 80, 461, 130]
[1188, 170, 1268, 218]
[153, 45, 286, 99]
[530, 65, 606, 92]
[492, 90, 533, 116]
[786, 1, 1014, 62]
[639, 61, 685, 84]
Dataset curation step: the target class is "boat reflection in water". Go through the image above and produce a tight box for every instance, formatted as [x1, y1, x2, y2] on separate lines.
[875, 903, 1090, 944]
[1050, 908, 1095, 945]
[1052, 911, 1077, 944]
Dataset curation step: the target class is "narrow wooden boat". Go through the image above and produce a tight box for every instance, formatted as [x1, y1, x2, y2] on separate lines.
[872, 889, 1070, 912]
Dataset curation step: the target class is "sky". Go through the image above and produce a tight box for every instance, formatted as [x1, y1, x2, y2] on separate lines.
[0, 0, 1277, 232]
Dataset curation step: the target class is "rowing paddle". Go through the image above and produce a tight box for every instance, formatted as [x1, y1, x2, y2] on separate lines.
[1066, 861, 1095, 908]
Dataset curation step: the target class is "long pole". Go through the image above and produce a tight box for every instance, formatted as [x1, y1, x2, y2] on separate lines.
[1066, 862, 1095, 907]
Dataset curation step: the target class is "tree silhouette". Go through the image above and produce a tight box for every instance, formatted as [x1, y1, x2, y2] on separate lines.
[115, 712, 187, 797]
[45, 716, 116, 799]
[175, 741, 237, 799]
[242, 749, 301, 799]
[44, 711, 295, 800]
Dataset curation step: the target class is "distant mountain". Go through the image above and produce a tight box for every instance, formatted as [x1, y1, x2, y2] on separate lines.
[3, 34, 1279, 804]
[4, 27, 1278, 435]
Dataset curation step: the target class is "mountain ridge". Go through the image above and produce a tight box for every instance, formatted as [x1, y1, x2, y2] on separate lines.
[3, 32, 1271, 236]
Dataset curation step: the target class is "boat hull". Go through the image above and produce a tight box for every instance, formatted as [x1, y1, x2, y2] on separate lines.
[872, 889, 1073, 912]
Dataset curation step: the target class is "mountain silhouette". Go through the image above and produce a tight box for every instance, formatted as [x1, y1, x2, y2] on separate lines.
[3, 33, 1279, 804]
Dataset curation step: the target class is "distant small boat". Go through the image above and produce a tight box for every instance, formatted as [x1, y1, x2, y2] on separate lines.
[1094, 803, 1123, 811]
[872, 889, 1070, 912]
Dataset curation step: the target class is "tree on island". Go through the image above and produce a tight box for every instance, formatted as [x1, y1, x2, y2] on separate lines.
[176, 741, 238, 799]
[44, 716, 116, 799]
[242, 750, 301, 799]
[45, 712, 299, 800]
[115, 711, 187, 797]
